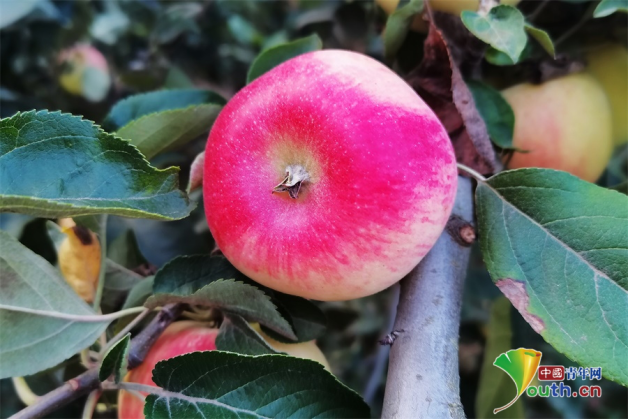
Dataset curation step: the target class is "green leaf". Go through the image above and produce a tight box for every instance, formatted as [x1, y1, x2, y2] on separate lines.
[99, 333, 130, 383]
[102, 89, 225, 161]
[383, 0, 424, 60]
[143, 352, 370, 418]
[466, 80, 515, 150]
[164, 66, 195, 89]
[476, 168, 628, 385]
[144, 256, 297, 340]
[594, 0, 628, 17]
[475, 297, 524, 419]
[116, 104, 221, 160]
[485, 47, 516, 66]
[524, 23, 555, 57]
[0, 111, 192, 220]
[461, 5, 527, 64]
[113, 275, 154, 335]
[0, 231, 110, 379]
[121, 276, 155, 310]
[151, 3, 203, 45]
[103, 89, 226, 131]
[101, 259, 144, 313]
[215, 314, 279, 355]
[108, 229, 147, 269]
[261, 293, 326, 343]
[227, 14, 261, 46]
[247, 34, 322, 83]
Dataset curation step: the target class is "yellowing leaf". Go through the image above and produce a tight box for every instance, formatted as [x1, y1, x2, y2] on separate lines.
[58, 221, 101, 303]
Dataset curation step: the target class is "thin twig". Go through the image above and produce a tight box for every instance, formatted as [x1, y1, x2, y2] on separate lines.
[381, 177, 474, 418]
[9, 304, 183, 419]
[363, 284, 400, 406]
[457, 163, 487, 182]
[80, 390, 101, 419]
[527, 0, 549, 22]
[10, 369, 102, 419]
[92, 215, 108, 311]
[554, 2, 597, 48]
[127, 304, 183, 370]
[100, 308, 151, 357]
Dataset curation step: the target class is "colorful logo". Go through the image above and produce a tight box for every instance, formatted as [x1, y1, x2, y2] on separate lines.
[492, 350, 603, 413]
[492, 348, 542, 414]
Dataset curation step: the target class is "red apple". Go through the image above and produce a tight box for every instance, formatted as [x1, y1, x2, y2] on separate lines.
[118, 321, 330, 419]
[203, 50, 457, 301]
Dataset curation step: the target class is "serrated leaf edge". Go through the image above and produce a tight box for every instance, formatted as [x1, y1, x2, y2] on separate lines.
[99, 333, 131, 382]
[150, 351, 366, 409]
[0, 110, 193, 220]
[147, 260, 297, 340]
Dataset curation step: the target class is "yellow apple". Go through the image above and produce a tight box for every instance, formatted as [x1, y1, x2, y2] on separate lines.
[252, 323, 331, 370]
[502, 73, 613, 183]
[431, 0, 520, 15]
[376, 0, 520, 18]
[586, 44, 628, 145]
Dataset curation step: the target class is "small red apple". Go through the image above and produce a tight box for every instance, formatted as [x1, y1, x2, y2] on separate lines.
[117, 321, 330, 419]
[204, 50, 457, 301]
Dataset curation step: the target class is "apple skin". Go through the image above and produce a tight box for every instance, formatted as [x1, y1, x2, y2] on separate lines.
[376, 0, 520, 22]
[502, 73, 613, 183]
[118, 321, 330, 419]
[204, 50, 457, 301]
[586, 44, 628, 145]
[57, 44, 110, 101]
[250, 323, 330, 370]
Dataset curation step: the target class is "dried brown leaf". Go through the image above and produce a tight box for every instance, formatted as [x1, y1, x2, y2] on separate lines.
[406, 12, 497, 175]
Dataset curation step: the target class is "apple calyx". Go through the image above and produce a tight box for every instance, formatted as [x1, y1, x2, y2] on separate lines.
[272, 164, 310, 199]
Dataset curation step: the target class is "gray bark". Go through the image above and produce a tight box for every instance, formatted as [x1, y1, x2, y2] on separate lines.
[381, 176, 474, 419]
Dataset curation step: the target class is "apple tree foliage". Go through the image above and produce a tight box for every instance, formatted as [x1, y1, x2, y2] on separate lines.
[0, 1, 627, 418]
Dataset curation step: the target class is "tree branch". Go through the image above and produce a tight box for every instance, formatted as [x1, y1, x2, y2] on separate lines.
[9, 304, 184, 419]
[382, 176, 474, 419]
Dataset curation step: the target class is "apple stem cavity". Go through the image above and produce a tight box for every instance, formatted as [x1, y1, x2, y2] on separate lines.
[272, 164, 310, 199]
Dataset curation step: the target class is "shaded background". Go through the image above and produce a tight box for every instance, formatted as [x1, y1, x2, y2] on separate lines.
[0, 1, 627, 418]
